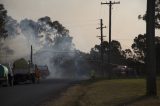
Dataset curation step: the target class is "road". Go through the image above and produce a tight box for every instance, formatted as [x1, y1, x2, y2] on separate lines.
[0, 79, 77, 106]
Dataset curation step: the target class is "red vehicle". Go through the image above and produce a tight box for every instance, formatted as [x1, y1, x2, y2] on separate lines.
[37, 65, 50, 79]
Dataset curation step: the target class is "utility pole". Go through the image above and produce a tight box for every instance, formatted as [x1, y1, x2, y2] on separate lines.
[146, 0, 157, 96]
[101, 0, 120, 78]
[31, 45, 33, 65]
[97, 19, 106, 76]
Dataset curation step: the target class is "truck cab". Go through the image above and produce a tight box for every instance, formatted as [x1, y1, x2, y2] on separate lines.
[0, 63, 14, 86]
[12, 58, 36, 84]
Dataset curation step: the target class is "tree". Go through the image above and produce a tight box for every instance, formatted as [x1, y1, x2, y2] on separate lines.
[5, 16, 20, 38]
[90, 40, 124, 64]
[19, 16, 72, 49]
[0, 4, 7, 39]
[132, 34, 146, 61]
[110, 40, 122, 57]
[131, 34, 160, 76]
[124, 49, 133, 59]
[132, 34, 160, 58]
[38, 16, 69, 36]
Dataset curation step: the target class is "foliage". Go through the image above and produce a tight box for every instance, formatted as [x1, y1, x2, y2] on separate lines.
[124, 49, 133, 59]
[0, 4, 7, 39]
[90, 40, 125, 64]
[132, 34, 160, 62]
[131, 34, 160, 74]
[132, 34, 146, 61]
[38, 16, 69, 36]
[5, 16, 20, 38]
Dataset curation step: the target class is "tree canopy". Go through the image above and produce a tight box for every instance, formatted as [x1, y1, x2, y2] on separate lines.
[0, 4, 7, 39]
[90, 40, 125, 65]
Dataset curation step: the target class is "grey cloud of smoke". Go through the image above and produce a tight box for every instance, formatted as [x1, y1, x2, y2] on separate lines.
[1, 16, 89, 79]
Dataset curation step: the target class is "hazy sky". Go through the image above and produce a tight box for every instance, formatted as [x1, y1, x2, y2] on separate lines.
[1, 0, 160, 52]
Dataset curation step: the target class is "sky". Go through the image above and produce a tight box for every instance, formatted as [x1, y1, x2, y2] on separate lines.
[0, 0, 160, 53]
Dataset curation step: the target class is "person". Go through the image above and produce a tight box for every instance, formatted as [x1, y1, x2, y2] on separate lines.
[35, 64, 40, 83]
[90, 70, 96, 80]
[8, 62, 14, 86]
[30, 63, 35, 84]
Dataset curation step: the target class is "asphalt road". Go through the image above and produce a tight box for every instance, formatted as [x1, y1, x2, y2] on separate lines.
[0, 79, 77, 106]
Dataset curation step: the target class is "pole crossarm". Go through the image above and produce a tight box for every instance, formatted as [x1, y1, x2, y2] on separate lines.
[96, 26, 106, 29]
[96, 27, 106, 29]
[101, 1, 120, 5]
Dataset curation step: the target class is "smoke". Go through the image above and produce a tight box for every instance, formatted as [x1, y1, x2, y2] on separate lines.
[5, 16, 20, 38]
[1, 16, 90, 79]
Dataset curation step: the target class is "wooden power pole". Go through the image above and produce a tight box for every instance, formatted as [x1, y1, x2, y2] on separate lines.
[97, 19, 106, 76]
[101, 0, 120, 78]
[31, 45, 33, 65]
[146, 0, 157, 96]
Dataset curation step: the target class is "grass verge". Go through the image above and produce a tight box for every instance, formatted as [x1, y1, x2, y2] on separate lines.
[41, 78, 160, 106]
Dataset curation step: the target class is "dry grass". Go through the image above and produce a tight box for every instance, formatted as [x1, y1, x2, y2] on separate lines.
[41, 78, 160, 106]
[80, 79, 146, 106]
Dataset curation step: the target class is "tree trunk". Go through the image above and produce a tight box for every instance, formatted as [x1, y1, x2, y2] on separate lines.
[146, 0, 157, 96]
